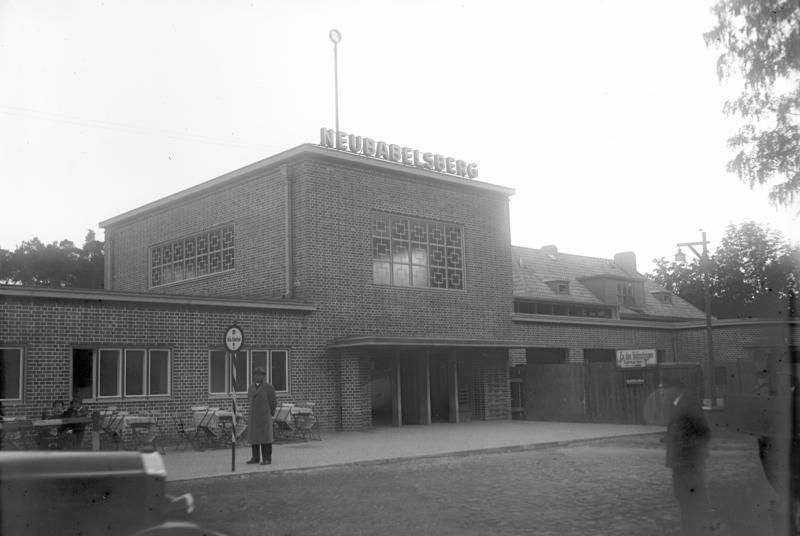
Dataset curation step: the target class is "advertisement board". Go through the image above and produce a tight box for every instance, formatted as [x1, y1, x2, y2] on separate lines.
[616, 349, 657, 369]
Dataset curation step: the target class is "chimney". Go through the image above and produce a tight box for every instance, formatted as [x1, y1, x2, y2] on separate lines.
[541, 244, 558, 259]
[614, 251, 637, 275]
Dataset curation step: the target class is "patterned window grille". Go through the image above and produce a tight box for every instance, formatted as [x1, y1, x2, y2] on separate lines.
[372, 213, 464, 290]
[150, 225, 234, 287]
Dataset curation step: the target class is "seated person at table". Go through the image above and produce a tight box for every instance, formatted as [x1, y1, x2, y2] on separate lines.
[59, 397, 88, 449]
[35, 400, 65, 449]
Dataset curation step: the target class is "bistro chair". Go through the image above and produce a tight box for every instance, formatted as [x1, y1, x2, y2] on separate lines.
[193, 407, 220, 447]
[101, 410, 127, 450]
[172, 414, 201, 451]
[292, 402, 321, 441]
[129, 413, 165, 454]
[272, 404, 295, 441]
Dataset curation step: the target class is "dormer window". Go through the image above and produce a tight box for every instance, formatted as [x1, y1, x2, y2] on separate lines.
[650, 290, 673, 304]
[617, 282, 635, 307]
[545, 279, 570, 295]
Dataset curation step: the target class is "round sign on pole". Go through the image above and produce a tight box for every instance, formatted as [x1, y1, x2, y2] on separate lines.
[224, 326, 244, 353]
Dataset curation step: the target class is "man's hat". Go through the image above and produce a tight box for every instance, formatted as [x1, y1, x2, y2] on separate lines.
[254, 367, 266, 376]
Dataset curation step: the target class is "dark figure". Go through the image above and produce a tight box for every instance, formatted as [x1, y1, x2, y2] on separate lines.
[756, 376, 800, 535]
[60, 397, 88, 450]
[247, 367, 276, 465]
[664, 382, 713, 535]
[36, 400, 65, 449]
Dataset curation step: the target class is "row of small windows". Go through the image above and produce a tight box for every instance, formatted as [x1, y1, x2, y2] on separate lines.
[514, 300, 613, 318]
[372, 213, 465, 290]
[0, 347, 289, 402]
[150, 225, 234, 288]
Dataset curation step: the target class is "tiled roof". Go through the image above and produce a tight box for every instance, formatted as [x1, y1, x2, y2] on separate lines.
[511, 245, 705, 320]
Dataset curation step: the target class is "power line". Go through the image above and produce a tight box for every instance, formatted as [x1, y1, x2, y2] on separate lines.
[0, 105, 284, 151]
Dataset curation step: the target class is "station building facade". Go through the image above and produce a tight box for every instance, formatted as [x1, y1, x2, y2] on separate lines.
[1, 140, 796, 431]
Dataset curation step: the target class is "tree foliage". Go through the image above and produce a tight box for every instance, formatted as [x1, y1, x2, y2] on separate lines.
[649, 221, 799, 319]
[704, 0, 800, 208]
[0, 231, 104, 289]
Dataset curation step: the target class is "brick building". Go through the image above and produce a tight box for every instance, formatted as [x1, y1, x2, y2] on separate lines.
[1, 140, 797, 430]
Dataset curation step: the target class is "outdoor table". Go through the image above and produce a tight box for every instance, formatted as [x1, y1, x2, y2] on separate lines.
[0, 417, 95, 450]
[35, 416, 94, 450]
[0, 419, 35, 449]
[125, 415, 164, 454]
[290, 405, 320, 440]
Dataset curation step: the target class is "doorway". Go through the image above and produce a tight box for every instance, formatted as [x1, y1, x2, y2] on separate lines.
[370, 355, 394, 426]
[429, 354, 450, 423]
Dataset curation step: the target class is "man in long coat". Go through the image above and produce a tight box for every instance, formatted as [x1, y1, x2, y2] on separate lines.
[247, 367, 277, 465]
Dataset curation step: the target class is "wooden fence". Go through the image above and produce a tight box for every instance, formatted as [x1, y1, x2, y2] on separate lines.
[523, 362, 704, 425]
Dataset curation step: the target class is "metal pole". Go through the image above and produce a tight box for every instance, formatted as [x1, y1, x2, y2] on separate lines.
[701, 231, 715, 405]
[334, 42, 339, 138]
[230, 351, 238, 472]
[329, 29, 342, 141]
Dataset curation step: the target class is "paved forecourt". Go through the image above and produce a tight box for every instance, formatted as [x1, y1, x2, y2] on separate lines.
[163, 420, 662, 481]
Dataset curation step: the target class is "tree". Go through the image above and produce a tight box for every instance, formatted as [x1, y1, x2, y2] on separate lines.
[649, 221, 799, 319]
[0, 231, 104, 289]
[704, 0, 800, 208]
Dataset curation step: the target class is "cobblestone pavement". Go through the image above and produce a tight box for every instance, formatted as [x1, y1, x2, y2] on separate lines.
[170, 433, 779, 536]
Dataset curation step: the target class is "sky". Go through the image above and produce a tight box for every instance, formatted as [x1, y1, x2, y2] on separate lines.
[1, 0, 797, 275]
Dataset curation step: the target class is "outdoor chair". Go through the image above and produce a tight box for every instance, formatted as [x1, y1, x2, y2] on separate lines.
[272, 404, 296, 441]
[292, 402, 321, 441]
[129, 413, 165, 454]
[172, 415, 200, 451]
[193, 406, 220, 447]
[101, 409, 127, 450]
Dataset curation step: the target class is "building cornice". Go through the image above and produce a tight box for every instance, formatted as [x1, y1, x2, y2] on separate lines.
[512, 313, 799, 330]
[0, 286, 317, 313]
[670, 317, 799, 330]
[329, 336, 531, 350]
[100, 144, 514, 229]
[512, 313, 678, 330]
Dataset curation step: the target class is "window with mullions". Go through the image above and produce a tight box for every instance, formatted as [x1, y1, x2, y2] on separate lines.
[123, 349, 170, 397]
[617, 282, 635, 306]
[72, 347, 171, 400]
[372, 213, 464, 289]
[0, 348, 23, 402]
[209, 350, 289, 395]
[150, 225, 234, 287]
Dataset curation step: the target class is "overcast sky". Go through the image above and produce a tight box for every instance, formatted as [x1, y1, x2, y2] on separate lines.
[1, 0, 797, 274]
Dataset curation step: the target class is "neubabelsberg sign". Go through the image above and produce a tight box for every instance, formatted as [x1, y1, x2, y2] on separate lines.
[320, 127, 479, 179]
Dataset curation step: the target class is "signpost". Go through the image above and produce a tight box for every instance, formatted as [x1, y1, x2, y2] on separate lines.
[224, 325, 244, 472]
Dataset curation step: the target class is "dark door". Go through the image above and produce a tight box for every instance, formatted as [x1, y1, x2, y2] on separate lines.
[429, 355, 450, 423]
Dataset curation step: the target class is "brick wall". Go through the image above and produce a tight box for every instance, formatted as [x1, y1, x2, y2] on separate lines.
[338, 350, 372, 431]
[0, 294, 319, 436]
[289, 158, 513, 344]
[106, 168, 288, 299]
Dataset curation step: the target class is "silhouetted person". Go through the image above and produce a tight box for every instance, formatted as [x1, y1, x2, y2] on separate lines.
[60, 397, 88, 449]
[664, 380, 713, 535]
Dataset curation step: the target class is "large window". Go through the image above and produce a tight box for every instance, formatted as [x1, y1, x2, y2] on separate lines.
[372, 213, 464, 289]
[209, 350, 289, 395]
[514, 300, 612, 318]
[0, 348, 23, 402]
[72, 347, 171, 400]
[150, 224, 235, 287]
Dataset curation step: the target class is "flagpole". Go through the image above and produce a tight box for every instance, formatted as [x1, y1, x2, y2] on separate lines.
[329, 29, 342, 139]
